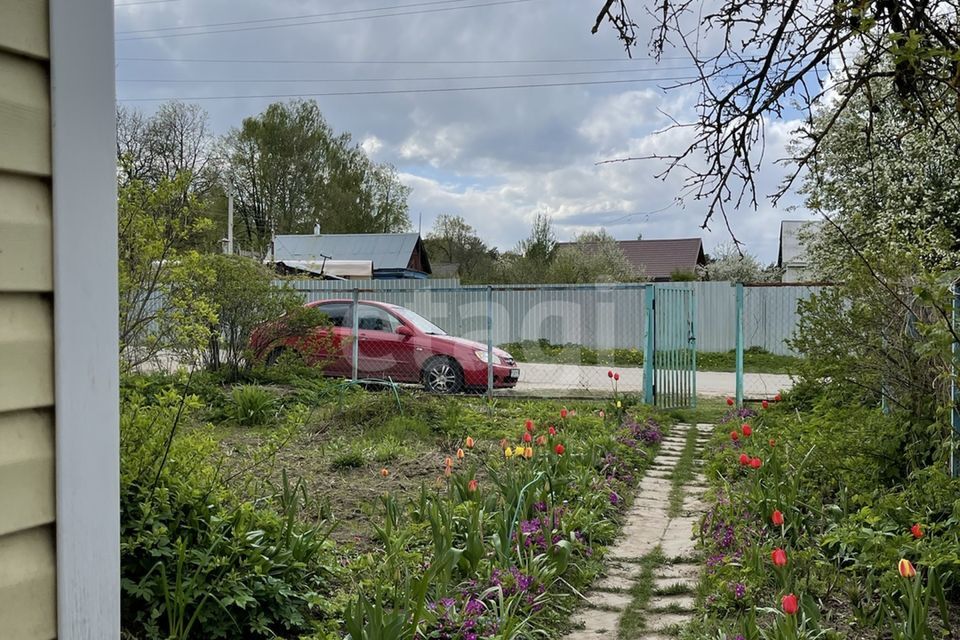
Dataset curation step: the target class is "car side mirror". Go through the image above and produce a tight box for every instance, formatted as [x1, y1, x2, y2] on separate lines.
[396, 325, 414, 337]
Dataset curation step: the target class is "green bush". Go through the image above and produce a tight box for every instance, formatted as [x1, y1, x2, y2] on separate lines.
[120, 380, 340, 639]
[225, 385, 279, 426]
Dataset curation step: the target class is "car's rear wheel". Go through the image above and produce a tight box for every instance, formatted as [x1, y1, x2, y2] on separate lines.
[265, 346, 303, 366]
[422, 357, 463, 394]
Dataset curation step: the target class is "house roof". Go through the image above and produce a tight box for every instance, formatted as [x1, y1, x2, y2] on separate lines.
[275, 260, 373, 279]
[273, 232, 431, 274]
[778, 220, 822, 267]
[560, 238, 705, 280]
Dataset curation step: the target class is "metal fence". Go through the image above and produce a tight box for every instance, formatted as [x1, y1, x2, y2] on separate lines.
[270, 279, 823, 400]
[279, 279, 822, 356]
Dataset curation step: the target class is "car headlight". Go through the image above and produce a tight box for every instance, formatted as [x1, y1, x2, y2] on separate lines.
[474, 350, 503, 365]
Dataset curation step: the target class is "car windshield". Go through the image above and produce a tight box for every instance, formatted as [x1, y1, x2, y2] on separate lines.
[393, 306, 447, 335]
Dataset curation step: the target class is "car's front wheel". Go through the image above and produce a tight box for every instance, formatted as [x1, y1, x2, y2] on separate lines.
[422, 357, 463, 394]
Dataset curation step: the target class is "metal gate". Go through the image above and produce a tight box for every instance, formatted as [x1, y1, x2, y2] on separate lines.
[643, 285, 697, 408]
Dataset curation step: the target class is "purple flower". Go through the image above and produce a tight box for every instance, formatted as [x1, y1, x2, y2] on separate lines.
[733, 582, 746, 599]
[609, 492, 621, 506]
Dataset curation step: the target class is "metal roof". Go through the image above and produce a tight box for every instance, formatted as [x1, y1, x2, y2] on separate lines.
[276, 260, 373, 279]
[273, 233, 428, 272]
[778, 220, 822, 266]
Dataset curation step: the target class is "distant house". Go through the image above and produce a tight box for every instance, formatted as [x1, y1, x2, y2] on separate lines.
[778, 220, 822, 283]
[559, 238, 706, 281]
[272, 232, 433, 280]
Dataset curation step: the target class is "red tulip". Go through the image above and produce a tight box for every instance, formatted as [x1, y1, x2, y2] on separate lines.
[769, 438, 776, 447]
[781, 593, 798, 615]
[774, 393, 783, 402]
[554, 443, 565, 455]
[467, 479, 478, 492]
[614, 372, 620, 381]
[911, 523, 923, 539]
[548, 426, 557, 436]
[524, 419, 534, 432]
[762, 399, 769, 409]
[730, 430, 740, 441]
[727, 397, 734, 406]
[771, 548, 788, 567]
[741, 424, 752, 437]
[739, 453, 750, 466]
[560, 408, 568, 419]
[899, 558, 916, 577]
[771, 510, 784, 526]
[523, 432, 532, 443]
[750, 457, 762, 469]
[607, 370, 614, 378]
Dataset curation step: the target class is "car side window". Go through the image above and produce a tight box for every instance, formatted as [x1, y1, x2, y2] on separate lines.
[315, 303, 349, 327]
[356, 305, 400, 333]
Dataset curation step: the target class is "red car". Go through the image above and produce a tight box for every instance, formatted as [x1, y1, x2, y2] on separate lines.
[251, 299, 520, 393]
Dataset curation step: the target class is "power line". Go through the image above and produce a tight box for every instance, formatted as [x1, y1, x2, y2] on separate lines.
[118, 76, 698, 102]
[116, 66, 699, 84]
[117, 0, 484, 33]
[117, 55, 677, 65]
[116, 0, 539, 41]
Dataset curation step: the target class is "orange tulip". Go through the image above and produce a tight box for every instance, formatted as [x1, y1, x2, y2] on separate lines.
[465, 436, 475, 449]
[769, 438, 776, 447]
[467, 479, 478, 492]
[910, 523, 923, 539]
[523, 447, 533, 459]
[457, 448, 465, 460]
[535, 435, 546, 446]
[380, 468, 390, 477]
[899, 559, 916, 577]
[443, 465, 452, 478]
[444, 456, 453, 468]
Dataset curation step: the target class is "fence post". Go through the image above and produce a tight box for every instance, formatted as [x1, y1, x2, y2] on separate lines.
[691, 286, 698, 408]
[952, 279, 959, 478]
[487, 285, 494, 400]
[643, 284, 655, 404]
[351, 288, 359, 382]
[735, 282, 744, 407]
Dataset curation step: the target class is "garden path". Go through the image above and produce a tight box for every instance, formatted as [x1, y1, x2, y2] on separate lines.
[562, 423, 712, 639]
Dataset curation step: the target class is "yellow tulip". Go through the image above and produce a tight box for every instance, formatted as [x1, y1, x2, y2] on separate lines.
[898, 558, 916, 578]
[504, 447, 513, 458]
[616, 400, 622, 408]
[513, 446, 525, 457]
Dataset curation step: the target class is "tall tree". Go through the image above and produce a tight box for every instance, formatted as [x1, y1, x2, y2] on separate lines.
[223, 100, 410, 256]
[549, 229, 641, 283]
[703, 243, 774, 282]
[591, 2, 960, 238]
[424, 214, 498, 282]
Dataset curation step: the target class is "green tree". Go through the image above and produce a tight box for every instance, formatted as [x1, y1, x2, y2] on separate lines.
[790, 78, 960, 432]
[549, 229, 641, 283]
[424, 214, 498, 282]
[224, 100, 410, 255]
[117, 171, 217, 368]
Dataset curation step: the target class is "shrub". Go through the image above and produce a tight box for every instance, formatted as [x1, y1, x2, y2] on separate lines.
[225, 385, 279, 426]
[120, 380, 340, 639]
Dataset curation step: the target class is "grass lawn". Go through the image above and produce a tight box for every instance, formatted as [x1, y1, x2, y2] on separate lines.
[499, 340, 801, 374]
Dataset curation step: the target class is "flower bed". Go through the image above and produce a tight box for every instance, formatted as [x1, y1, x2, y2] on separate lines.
[692, 398, 960, 638]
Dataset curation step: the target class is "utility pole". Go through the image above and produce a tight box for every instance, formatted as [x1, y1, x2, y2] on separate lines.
[225, 182, 234, 255]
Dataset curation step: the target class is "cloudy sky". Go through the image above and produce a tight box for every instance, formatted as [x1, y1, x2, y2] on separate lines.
[115, 0, 819, 263]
